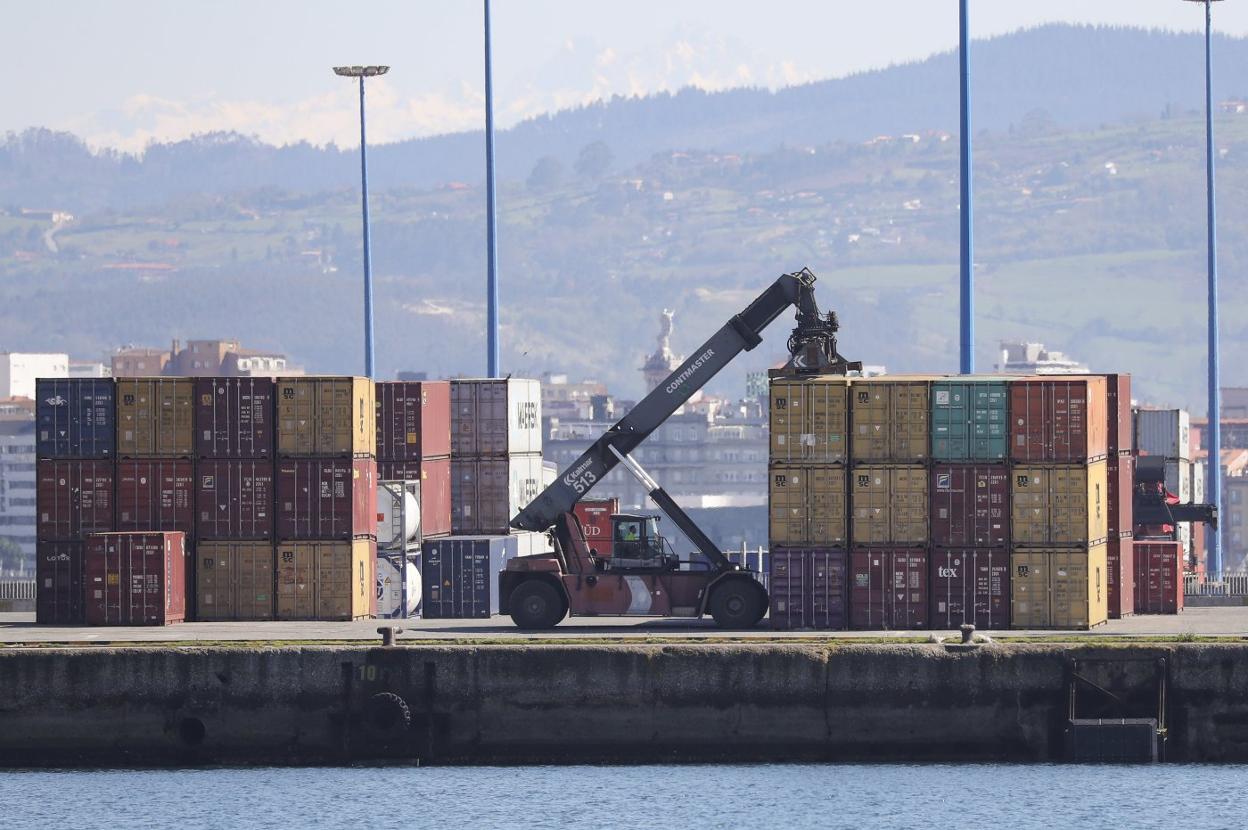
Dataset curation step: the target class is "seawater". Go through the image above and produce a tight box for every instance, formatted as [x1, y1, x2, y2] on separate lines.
[2, 763, 1245, 829]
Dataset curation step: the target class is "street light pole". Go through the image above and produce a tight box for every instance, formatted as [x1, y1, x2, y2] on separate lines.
[333, 64, 390, 380]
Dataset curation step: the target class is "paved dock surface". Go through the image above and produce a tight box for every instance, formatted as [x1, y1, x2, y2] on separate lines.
[2, 607, 1245, 643]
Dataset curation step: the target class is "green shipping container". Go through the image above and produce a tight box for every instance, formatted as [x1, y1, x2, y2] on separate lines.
[931, 380, 1008, 461]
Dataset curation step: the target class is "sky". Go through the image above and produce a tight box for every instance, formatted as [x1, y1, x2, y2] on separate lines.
[5, 0, 1248, 152]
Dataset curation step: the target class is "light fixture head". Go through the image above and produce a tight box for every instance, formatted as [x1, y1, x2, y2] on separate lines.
[333, 66, 390, 77]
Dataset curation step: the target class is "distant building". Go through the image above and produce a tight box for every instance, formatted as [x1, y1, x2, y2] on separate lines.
[220, 348, 299, 378]
[111, 339, 299, 378]
[996, 341, 1088, 374]
[541, 373, 608, 421]
[68, 361, 110, 379]
[111, 346, 171, 377]
[0, 353, 68, 399]
[0, 419, 37, 570]
[0, 398, 35, 422]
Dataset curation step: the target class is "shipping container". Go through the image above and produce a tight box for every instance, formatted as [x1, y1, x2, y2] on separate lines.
[115, 459, 195, 536]
[850, 465, 928, 545]
[378, 458, 452, 538]
[450, 454, 544, 535]
[115, 378, 195, 457]
[35, 378, 115, 459]
[1164, 459, 1192, 503]
[768, 463, 846, 546]
[1192, 459, 1205, 504]
[194, 377, 274, 459]
[276, 376, 376, 457]
[1104, 374, 1133, 455]
[768, 547, 848, 630]
[275, 458, 376, 540]
[84, 531, 187, 625]
[1009, 546, 1108, 629]
[928, 548, 1010, 630]
[930, 380, 1008, 461]
[1107, 537, 1134, 619]
[194, 541, 274, 621]
[1134, 540, 1184, 614]
[375, 380, 451, 461]
[450, 378, 542, 457]
[422, 534, 548, 618]
[377, 480, 421, 550]
[768, 377, 849, 463]
[849, 547, 929, 629]
[36, 459, 114, 540]
[196, 460, 274, 540]
[573, 497, 619, 558]
[35, 540, 84, 624]
[1135, 408, 1190, 461]
[850, 379, 930, 462]
[1011, 461, 1108, 546]
[1009, 376, 1108, 462]
[376, 553, 421, 618]
[1107, 455, 1134, 539]
[929, 464, 1009, 546]
[275, 539, 375, 620]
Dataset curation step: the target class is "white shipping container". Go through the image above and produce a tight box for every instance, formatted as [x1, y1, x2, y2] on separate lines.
[1191, 460, 1205, 504]
[451, 379, 542, 457]
[451, 454, 544, 535]
[1135, 409, 1190, 461]
[376, 554, 421, 618]
[542, 459, 558, 488]
[1165, 459, 1192, 504]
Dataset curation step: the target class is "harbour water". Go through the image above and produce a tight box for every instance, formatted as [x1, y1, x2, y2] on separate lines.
[2, 763, 1245, 829]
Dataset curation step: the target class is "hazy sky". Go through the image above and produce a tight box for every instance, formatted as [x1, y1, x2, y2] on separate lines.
[5, 0, 1248, 152]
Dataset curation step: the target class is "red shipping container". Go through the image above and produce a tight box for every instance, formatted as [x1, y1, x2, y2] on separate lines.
[194, 377, 274, 458]
[929, 464, 1009, 546]
[36, 459, 114, 540]
[378, 458, 452, 538]
[1009, 377, 1108, 462]
[35, 541, 85, 624]
[850, 548, 929, 630]
[928, 548, 1009, 630]
[769, 547, 848, 630]
[574, 498, 619, 558]
[197, 460, 274, 539]
[1107, 537, 1135, 619]
[1134, 540, 1183, 614]
[276, 457, 377, 540]
[1104, 374, 1132, 455]
[115, 460, 195, 536]
[84, 531, 187, 625]
[376, 380, 451, 461]
[1107, 454, 1134, 538]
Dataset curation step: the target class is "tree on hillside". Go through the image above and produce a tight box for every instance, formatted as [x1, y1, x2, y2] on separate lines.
[527, 156, 564, 191]
[574, 141, 614, 180]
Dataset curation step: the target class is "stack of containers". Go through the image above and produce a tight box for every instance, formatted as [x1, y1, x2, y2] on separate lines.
[274, 377, 377, 620]
[928, 378, 1011, 631]
[193, 378, 275, 621]
[1135, 408, 1193, 563]
[1009, 376, 1109, 629]
[34, 378, 117, 624]
[767, 376, 849, 630]
[1103, 374, 1135, 618]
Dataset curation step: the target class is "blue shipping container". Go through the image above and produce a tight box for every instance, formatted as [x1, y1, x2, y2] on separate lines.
[421, 536, 517, 618]
[930, 380, 1008, 461]
[36, 378, 116, 459]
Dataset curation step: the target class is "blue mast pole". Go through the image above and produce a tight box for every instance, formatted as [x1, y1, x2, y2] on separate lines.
[358, 75, 376, 379]
[1202, 0, 1223, 579]
[484, 0, 501, 378]
[959, 0, 974, 375]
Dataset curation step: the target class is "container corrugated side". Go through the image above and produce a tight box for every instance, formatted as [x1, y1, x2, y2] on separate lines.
[196, 460, 274, 540]
[275, 458, 376, 540]
[1135, 409, 1190, 461]
[115, 378, 195, 458]
[574, 498, 619, 559]
[36, 378, 115, 459]
[450, 454, 544, 535]
[850, 465, 927, 545]
[768, 377, 848, 463]
[1009, 377, 1108, 462]
[768, 463, 846, 546]
[275, 539, 375, 620]
[849, 547, 929, 630]
[450, 378, 542, 457]
[928, 548, 1010, 630]
[36, 459, 114, 540]
[850, 379, 930, 462]
[768, 547, 847, 631]
[194, 377, 274, 459]
[930, 380, 1008, 461]
[1107, 537, 1134, 619]
[195, 541, 274, 621]
[929, 464, 1009, 546]
[1104, 374, 1132, 455]
[115, 460, 196, 536]
[1134, 540, 1184, 614]
[421, 535, 520, 618]
[376, 380, 451, 461]
[1011, 461, 1108, 546]
[1009, 547, 1108, 629]
[35, 540, 85, 624]
[276, 377, 376, 457]
[84, 531, 187, 625]
[1107, 455, 1134, 538]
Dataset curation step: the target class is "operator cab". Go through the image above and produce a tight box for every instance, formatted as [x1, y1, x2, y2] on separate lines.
[607, 513, 679, 571]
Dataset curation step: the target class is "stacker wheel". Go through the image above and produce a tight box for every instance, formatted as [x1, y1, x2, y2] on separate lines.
[508, 580, 566, 630]
[708, 579, 767, 629]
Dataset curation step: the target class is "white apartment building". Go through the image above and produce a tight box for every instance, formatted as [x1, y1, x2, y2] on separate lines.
[0, 353, 69, 400]
[0, 420, 37, 570]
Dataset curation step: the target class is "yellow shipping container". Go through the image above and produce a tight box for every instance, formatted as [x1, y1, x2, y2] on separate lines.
[116, 377, 194, 457]
[275, 540, 375, 620]
[195, 542, 275, 621]
[1010, 546, 1108, 630]
[850, 464, 928, 544]
[276, 377, 376, 457]
[1012, 461, 1108, 546]
[769, 376, 849, 463]
[768, 463, 846, 546]
[850, 379, 932, 462]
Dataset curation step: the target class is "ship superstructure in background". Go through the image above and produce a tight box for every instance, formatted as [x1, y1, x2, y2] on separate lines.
[996, 342, 1089, 375]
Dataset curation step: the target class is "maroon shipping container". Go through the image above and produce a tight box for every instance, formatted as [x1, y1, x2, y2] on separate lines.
[85, 531, 186, 625]
[376, 380, 451, 461]
[850, 548, 929, 630]
[197, 460, 274, 539]
[1009, 377, 1108, 462]
[574, 498, 619, 558]
[1107, 537, 1135, 619]
[35, 541, 85, 624]
[928, 548, 1009, 630]
[769, 547, 848, 631]
[276, 457, 377, 540]
[1104, 374, 1132, 455]
[36, 459, 114, 540]
[194, 377, 274, 458]
[1134, 540, 1183, 614]
[1107, 455, 1135, 538]
[377, 458, 452, 538]
[115, 460, 195, 536]
[929, 464, 1009, 546]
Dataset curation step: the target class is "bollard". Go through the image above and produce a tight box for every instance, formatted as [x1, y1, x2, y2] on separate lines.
[960, 623, 975, 644]
[377, 626, 403, 647]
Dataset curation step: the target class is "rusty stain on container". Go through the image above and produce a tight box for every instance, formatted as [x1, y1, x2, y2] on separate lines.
[35, 541, 85, 624]
[1011, 462, 1108, 546]
[1134, 540, 1184, 614]
[196, 460, 274, 540]
[768, 463, 846, 546]
[1108, 537, 1135, 619]
[194, 377, 274, 458]
[84, 531, 187, 626]
[850, 379, 931, 462]
[37, 459, 114, 540]
[850, 547, 928, 630]
[276, 377, 376, 457]
[375, 380, 451, 461]
[115, 378, 195, 458]
[378, 458, 452, 538]
[195, 541, 274, 621]
[769, 377, 849, 463]
[928, 548, 1010, 630]
[276, 458, 376, 540]
[1009, 377, 1107, 462]
[850, 465, 927, 544]
[1010, 547, 1108, 629]
[769, 547, 847, 630]
[275, 539, 375, 620]
[929, 464, 1009, 546]
[115, 459, 195, 536]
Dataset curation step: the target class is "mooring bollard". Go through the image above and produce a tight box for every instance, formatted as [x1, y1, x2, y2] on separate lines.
[960, 623, 975, 644]
[377, 626, 403, 647]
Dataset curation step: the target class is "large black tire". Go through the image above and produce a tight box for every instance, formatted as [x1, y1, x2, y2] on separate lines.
[708, 579, 767, 629]
[508, 580, 567, 630]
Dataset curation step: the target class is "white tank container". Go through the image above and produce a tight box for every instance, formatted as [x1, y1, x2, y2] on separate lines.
[376, 555, 421, 618]
[378, 480, 420, 550]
